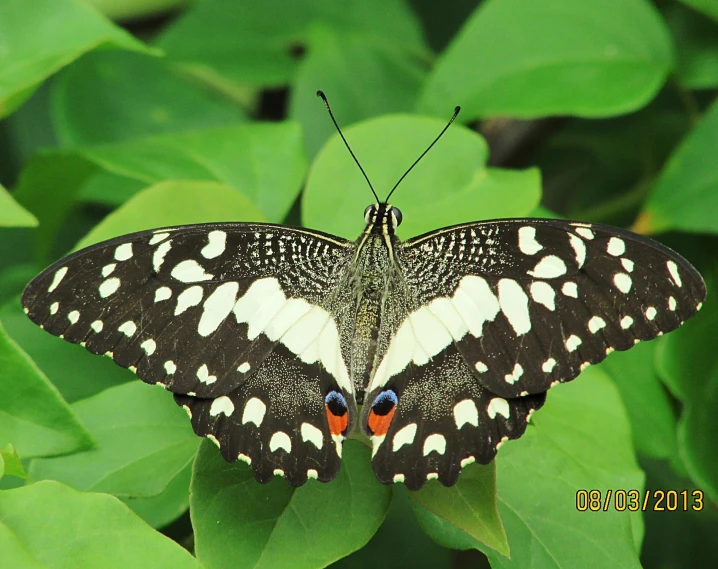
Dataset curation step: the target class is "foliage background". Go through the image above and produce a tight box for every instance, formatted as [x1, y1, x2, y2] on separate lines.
[1, 0, 717, 568]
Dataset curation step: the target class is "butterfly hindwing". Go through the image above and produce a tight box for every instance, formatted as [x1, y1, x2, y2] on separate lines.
[364, 343, 545, 490]
[175, 343, 353, 485]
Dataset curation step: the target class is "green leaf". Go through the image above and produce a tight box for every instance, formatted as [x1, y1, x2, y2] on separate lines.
[0, 480, 201, 568]
[334, 487, 453, 568]
[304, 115, 540, 239]
[638, 99, 718, 234]
[289, 24, 426, 159]
[121, 462, 192, 529]
[0, 185, 37, 227]
[154, 0, 427, 89]
[0, 445, 27, 481]
[0, 321, 94, 459]
[28, 381, 198, 498]
[0, 522, 52, 569]
[666, 3, 718, 89]
[680, 0, 718, 22]
[486, 368, 645, 568]
[191, 439, 391, 569]
[76, 180, 267, 249]
[420, 0, 674, 120]
[599, 341, 678, 459]
[13, 123, 306, 262]
[656, 279, 718, 503]
[410, 462, 509, 557]
[0, 0, 154, 118]
[50, 50, 247, 147]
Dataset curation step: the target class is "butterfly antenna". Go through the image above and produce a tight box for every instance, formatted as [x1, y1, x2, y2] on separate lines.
[384, 106, 461, 203]
[317, 90, 380, 204]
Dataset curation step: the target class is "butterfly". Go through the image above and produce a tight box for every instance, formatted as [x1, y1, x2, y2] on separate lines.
[21, 92, 706, 490]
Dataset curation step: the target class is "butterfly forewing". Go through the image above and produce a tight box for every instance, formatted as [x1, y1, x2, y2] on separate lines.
[394, 218, 705, 398]
[22, 222, 358, 485]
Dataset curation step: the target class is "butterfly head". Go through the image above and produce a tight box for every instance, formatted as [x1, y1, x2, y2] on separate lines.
[364, 203, 403, 234]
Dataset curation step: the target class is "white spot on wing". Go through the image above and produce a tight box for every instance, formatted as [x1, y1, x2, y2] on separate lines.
[528, 255, 567, 279]
[102, 263, 116, 277]
[50, 302, 59, 315]
[645, 306, 657, 320]
[614, 273, 632, 293]
[668, 296, 677, 311]
[475, 361, 488, 373]
[48, 267, 68, 292]
[620, 316, 634, 329]
[171, 260, 213, 283]
[301, 422, 324, 449]
[565, 335, 582, 352]
[153, 240, 172, 272]
[164, 360, 176, 374]
[141, 338, 156, 355]
[453, 399, 479, 429]
[91, 320, 103, 333]
[667, 261, 682, 287]
[154, 286, 172, 303]
[574, 227, 594, 240]
[393, 473, 405, 483]
[242, 397, 266, 427]
[498, 278, 531, 335]
[588, 316, 606, 333]
[198, 282, 239, 336]
[569, 234, 586, 268]
[504, 363, 523, 384]
[149, 232, 170, 246]
[621, 258, 634, 272]
[487, 397, 510, 419]
[67, 310, 80, 325]
[392, 423, 417, 452]
[118, 321, 137, 337]
[530, 281, 555, 311]
[269, 431, 292, 453]
[210, 396, 234, 417]
[460, 456, 475, 468]
[422, 433, 446, 456]
[607, 237, 625, 256]
[114, 243, 133, 261]
[562, 281, 578, 298]
[175, 285, 203, 315]
[201, 230, 227, 259]
[307, 469, 318, 480]
[196, 364, 216, 385]
[99, 277, 120, 298]
[518, 226, 543, 255]
[542, 358, 556, 372]
[237, 362, 251, 373]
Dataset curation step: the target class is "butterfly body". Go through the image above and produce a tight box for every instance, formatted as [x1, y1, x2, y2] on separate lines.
[22, 203, 706, 489]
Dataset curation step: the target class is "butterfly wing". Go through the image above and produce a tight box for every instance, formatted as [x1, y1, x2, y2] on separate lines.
[363, 218, 705, 489]
[22, 223, 357, 485]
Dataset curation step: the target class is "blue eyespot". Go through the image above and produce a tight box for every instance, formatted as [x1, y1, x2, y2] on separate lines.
[325, 391, 348, 416]
[371, 389, 398, 416]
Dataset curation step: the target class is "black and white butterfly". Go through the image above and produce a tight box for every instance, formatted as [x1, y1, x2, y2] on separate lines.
[22, 96, 706, 490]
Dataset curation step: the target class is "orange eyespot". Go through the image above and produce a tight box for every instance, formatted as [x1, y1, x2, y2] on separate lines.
[366, 389, 398, 436]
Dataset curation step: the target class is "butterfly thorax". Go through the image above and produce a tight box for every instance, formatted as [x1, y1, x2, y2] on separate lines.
[343, 204, 403, 402]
